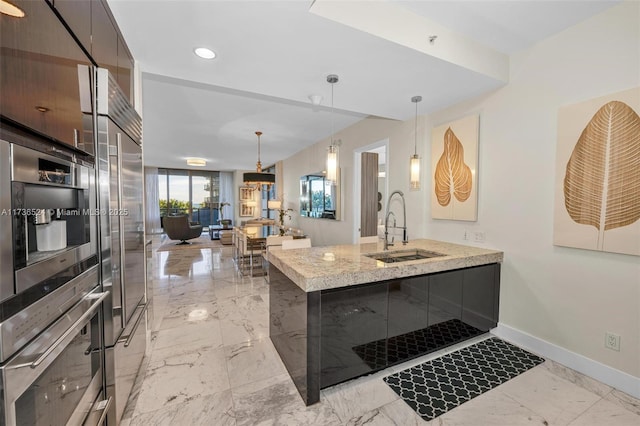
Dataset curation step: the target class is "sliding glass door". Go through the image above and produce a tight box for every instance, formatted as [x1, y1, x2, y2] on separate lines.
[158, 169, 221, 229]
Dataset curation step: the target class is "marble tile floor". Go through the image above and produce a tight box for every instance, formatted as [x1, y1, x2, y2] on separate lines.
[120, 242, 640, 426]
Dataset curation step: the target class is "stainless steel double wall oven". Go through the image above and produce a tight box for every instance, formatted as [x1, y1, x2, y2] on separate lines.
[0, 140, 108, 426]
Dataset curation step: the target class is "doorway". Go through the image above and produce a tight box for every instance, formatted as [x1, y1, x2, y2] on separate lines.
[353, 139, 388, 243]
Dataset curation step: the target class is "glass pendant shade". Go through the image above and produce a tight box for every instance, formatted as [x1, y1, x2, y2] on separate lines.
[409, 95, 422, 191]
[326, 144, 338, 184]
[410, 154, 420, 190]
[0, 1, 25, 17]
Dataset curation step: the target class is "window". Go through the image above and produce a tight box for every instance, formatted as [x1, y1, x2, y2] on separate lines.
[261, 164, 277, 220]
[158, 169, 221, 228]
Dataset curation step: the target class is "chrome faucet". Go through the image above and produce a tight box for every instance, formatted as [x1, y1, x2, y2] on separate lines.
[384, 190, 408, 250]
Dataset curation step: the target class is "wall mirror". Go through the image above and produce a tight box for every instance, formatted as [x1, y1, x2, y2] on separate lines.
[299, 171, 340, 220]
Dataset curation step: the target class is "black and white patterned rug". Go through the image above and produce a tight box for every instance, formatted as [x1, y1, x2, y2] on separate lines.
[383, 337, 545, 421]
[353, 319, 484, 369]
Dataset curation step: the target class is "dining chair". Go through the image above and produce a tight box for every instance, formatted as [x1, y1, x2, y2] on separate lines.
[263, 235, 293, 282]
[281, 238, 311, 250]
[238, 231, 266, 277]
[359, 235, 379, 244]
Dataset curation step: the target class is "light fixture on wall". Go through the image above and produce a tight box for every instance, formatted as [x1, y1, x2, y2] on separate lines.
[243, 131, 275, 190]
[186, 157, 206, 167]
[410, 95, 422, 190]
[326, 74, 339, 184]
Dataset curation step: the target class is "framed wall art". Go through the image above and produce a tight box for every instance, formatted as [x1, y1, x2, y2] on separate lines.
[553, 87, 640, 256]
[239, 186, 253, 201]
[431, 114, 479, 221]
[239, 202, 255, 217]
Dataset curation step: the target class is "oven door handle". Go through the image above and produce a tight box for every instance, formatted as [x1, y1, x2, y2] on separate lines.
[30, 291, 109, 369]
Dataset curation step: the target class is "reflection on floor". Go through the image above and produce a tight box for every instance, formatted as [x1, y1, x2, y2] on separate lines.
[120, 240, 640, 425]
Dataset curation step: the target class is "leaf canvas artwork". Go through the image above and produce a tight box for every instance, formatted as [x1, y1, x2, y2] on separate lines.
[431, 114, 479, 221]
[554, 87, 640, 256]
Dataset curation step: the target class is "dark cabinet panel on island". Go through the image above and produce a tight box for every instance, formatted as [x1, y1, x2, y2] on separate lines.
[462, 263, 500, 330]
[269, 261, 501, 406]
[429, 269, 463, 326]
[386, 276, 430, 364]
[320, 283, 388, 388]
[388, 276, 429, 338]
[269, 265, 321, 405]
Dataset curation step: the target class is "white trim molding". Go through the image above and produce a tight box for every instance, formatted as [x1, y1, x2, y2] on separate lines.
[493, 323, 640, 399]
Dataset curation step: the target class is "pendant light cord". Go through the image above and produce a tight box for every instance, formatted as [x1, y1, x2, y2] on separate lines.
[327, 74, 339, 147]
[411, 95, 422, 156]
[331, 81, 335, 146]
[414, 100, 418, 156]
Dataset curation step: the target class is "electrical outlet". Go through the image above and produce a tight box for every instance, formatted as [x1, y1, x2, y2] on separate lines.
[605, 332, 621, 351]
[463, 230, 469, 241]
[473, 231, 485, 243]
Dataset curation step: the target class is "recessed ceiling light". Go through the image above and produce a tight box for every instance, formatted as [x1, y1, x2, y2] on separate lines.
[0, 0, 25, 17]
[186, 157, 206, 167]
[194, 47, 216, 59]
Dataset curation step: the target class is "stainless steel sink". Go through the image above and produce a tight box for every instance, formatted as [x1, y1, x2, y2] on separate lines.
[365, 249, 446, 263]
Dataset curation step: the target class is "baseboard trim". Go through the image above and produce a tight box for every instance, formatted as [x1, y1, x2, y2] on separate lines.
[492, 323, 640, 399]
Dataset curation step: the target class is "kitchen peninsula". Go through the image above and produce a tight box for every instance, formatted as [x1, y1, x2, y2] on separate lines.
[268, 239, 503, 405]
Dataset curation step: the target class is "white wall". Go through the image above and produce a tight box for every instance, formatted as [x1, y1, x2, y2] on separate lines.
[282, 116, 429, 247]
[281, 1, 639, 388]
[427, 1, 639, 382]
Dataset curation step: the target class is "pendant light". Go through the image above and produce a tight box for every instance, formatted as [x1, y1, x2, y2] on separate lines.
[410, 95, 422, 190]
[243, 131, 275, 190]
[326, 74, 339, 184]
[0, 0, 25, 18]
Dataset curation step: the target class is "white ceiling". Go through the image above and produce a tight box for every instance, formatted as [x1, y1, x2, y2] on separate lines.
[107, 0, 620, 171]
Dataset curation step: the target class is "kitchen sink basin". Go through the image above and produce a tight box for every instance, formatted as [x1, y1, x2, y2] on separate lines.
[365, 249, 446, 263]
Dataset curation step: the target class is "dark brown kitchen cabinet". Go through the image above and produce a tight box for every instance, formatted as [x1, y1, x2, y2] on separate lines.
[117, 37, 133, 101]
[90, 0, 118, 79]
[91, 0, 134, 104]
[54, 0, 135, 105]
[52, 0, 92, 53]
[0, 0, 93, 150]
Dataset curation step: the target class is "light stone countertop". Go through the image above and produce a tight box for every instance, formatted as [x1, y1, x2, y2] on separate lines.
[268, 239, 504, 292]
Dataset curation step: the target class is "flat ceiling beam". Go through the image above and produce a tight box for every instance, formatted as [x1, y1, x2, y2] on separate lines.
[309, 0, 509, 83]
